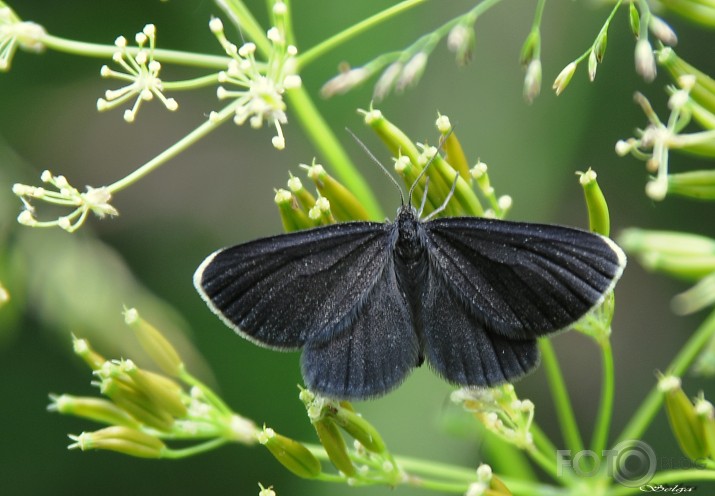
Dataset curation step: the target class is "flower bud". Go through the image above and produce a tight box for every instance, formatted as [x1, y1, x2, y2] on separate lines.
[629, 3, 640, 39]
[523, 59, 542, 104]
[72, 335, 106, 371]
[553, 62, 577, 96]
[100, 377, 175, 432]
[588, 51, 598, 82]
[619, 229, 715, 280]
[694, 395, 715, 459]
[594, 31, 608, 63]
[659, 374, 709, 460]
[68, 426, 166, 458]
[437, 116, 471, 183]
[124, 365, 187, 418]
[274, 188, 312, 232]
[49, 394, 141, 428]
[301, 162, 370, 221]
[659, 47, 715, 117]
[257, 427, 321, 478]
[313, 417, 356, 476]
[649, 16, 677, 46]
[578, 168, 610, 236]
[333, 406, 386, 454]
[361, 108, 420, 164]
[430, 153, 483, 216]
[635, 39, 656, 83]
[287, 175, 316, 211]
[373, 62, 402, 102]
[671, 272, 715, 315]
[668, 170, 715, 200]
[124, 308, 183, 377]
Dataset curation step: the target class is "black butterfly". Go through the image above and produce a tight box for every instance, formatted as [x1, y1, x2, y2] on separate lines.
[194, 204, 626, 400]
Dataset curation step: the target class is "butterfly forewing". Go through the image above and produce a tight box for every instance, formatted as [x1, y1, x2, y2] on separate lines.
[302, 254, 419, 399]
[194, 222, 392, 349]
[422, 217, 625, 340]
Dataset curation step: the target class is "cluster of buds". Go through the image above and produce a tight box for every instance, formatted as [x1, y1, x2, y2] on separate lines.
[451, 384, 535, 450]
[50, 308, 258, 459]
[363, 109, 511, 219]
[0, 1, 46, 71]
[273, 110, 514, 231]
[465, 464, 512, 496]
[658, 374, 715, 463]
[617, 49, 715, 201]
[619, 229, 715, 375]
[97, 24, 178, 123]
[273, 159, 371, 232]
[618, 229, 715, 313]
[322, 5, 484, 101]
[13, 170, 118, 232]
[300, 389, 400, 485]
[209, 1, 301, 150]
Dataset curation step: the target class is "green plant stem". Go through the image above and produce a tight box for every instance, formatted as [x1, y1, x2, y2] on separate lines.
[163, 73, 220, 91]
[105, 99, 240, 193]
[214, 0, 272, 55]
[607, 469, 715, 496]
[539, 339, 585, 454]
[591, 338, 614, 455]
[616, 307, 715, 444]
[286, 86, 384, 219]
[163, 437, 228, 458]
[531, 422, 559, 458]
[526, 444, 564, 484]
[41, 34, 229, 68]
[178, 367, 235, 419]
[297, 0, 430, 68]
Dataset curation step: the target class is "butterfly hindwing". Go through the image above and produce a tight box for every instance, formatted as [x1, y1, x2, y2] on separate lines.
[423, 217, 626, 340]
[194, 222, 393, 349]
[301, 253, 419, 399]
[420, 258, 540, 386]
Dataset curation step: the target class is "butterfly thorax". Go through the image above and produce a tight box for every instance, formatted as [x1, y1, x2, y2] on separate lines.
[394, 206, 425, 262]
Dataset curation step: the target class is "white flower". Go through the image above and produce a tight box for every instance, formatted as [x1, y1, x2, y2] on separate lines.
[13, 170, 118, 232]
[0, 5, 46, 71]
[97, 24, 178, 122]
[211, 17, 301, 150]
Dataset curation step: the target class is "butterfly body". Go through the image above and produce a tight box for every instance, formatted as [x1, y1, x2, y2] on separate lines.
[195, 206, 625, 400]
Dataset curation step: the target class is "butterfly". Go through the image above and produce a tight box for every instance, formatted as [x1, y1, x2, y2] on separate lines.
[194, 200, 626, 400]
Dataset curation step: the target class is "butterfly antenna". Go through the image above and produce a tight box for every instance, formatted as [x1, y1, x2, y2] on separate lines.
[423, 174, 459, 221]
[417, 176, 430, 217]
[345, 128, 404, 205]
[407, 125, 456, 206]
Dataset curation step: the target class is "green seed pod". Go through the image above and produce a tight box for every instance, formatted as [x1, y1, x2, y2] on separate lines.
[302, 163, 370, 221]
[258, 427, 322, 479]
[72, 336, 106, 371]
[361, 108, 420, 164]
[69, 426, 166, 458]
[629, 3, 640, 39]
[578, 169, 610, 236]
[125, 366, 187, 419]
[49, 394, 141, 429]
[124, 308, 183, 377]
[314, 417, 356, 476]
[333, 407, 386, 455]
[274, 188, 312, 232]
[659, 375, 709, 461]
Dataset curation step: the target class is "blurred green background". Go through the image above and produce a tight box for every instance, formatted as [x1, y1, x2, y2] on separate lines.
[1, 0, 714, 494]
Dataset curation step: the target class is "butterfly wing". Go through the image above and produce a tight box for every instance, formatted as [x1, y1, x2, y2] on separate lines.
[419, 217, 625, 386]
[194, 222, 395, 349]
[421, 263, 540, 386]
[302, 254, 419, 399]
[423, 217, 626, 339]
